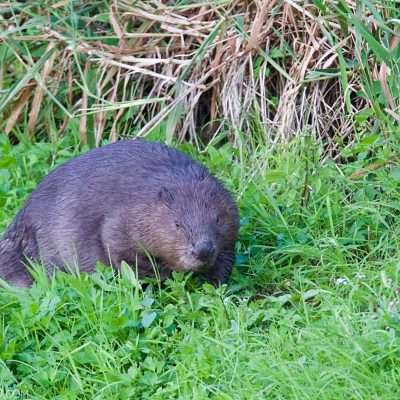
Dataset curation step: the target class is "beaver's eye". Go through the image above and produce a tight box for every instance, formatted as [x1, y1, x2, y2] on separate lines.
[175, 222, 180, 228]
[216, 215, 220, 224]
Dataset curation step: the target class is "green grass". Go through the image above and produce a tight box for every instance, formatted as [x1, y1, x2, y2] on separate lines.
[1, 133, 400, 399]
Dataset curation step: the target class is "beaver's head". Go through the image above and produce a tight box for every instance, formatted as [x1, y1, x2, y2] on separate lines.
[147, 178, 239, 273]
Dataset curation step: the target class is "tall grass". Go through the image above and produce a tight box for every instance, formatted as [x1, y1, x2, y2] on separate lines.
[1, 0, 399, 152]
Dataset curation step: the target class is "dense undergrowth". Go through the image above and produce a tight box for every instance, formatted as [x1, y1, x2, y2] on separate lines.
[0, 133, 400, 399]
[1, 0, 399, 153]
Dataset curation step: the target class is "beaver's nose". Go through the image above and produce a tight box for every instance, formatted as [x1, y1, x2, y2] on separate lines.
[192, 241, 216, 262]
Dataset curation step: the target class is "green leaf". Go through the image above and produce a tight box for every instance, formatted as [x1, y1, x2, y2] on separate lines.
[388, 167, 400, 181]
[141, 312, 157, 328]
[265, 170, 287, 183]
[350, 16, 392, 65]
[270, 48, 284, 59]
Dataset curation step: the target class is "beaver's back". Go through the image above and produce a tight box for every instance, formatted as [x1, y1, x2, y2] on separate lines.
[29, 140, 208, 201]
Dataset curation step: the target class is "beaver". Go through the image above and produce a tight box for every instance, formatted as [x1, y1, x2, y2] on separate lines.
[0, 140, 239, 287]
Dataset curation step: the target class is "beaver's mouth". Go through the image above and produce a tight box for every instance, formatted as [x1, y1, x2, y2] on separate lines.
[176, 252, 216, 272]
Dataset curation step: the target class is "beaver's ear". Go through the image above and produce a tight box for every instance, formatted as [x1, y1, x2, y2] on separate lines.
[158, 186, 175, 204]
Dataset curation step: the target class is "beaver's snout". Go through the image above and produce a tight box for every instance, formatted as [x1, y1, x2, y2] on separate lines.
[192, 240, 216, 263]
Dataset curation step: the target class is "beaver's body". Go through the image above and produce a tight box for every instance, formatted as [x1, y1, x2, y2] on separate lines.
[0, 140, 239, 287]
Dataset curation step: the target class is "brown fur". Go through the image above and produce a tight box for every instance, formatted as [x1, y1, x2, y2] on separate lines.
[0, 140, 239, 287]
